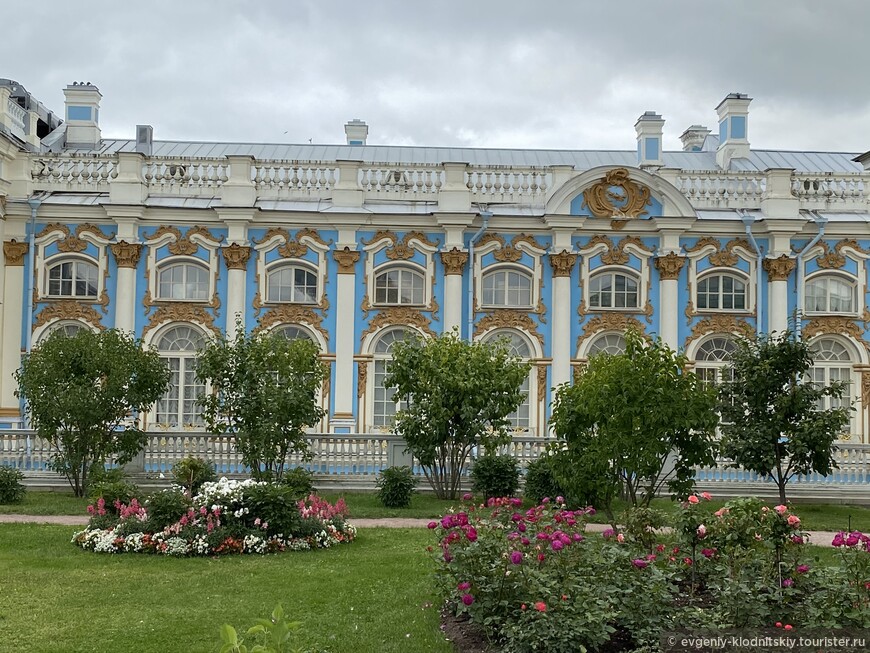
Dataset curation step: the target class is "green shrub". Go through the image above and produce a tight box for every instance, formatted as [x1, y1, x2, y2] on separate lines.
[280, 466, 315, 499]
[172, 456, 216, 495]
[88, 467, 139, 513]
[0, 466, 26, 504]
[242, 483, 307, 537]
[218, 604, 328, 653]
[470, 454, 519, 502]
[522, 456, 565, 505]
[376, 466, 417, 508]
[144, 488, 191, 531]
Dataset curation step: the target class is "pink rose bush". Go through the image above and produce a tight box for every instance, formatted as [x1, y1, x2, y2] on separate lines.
[73, 477, 356, 556]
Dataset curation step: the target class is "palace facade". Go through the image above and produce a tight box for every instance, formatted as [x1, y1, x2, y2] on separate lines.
[1, 80, 869, 441]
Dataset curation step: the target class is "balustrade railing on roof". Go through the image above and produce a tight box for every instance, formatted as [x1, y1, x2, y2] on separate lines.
[359, 165, 444, 197]
[252, 161, 338, 199]
[143, 158, 229, 195]
[5, 98, 27, 137]
[31, 153, 118, 191]
[466, 166, 552, 204]
[674, 171, 767, 209]
[791, 173, 868, 206]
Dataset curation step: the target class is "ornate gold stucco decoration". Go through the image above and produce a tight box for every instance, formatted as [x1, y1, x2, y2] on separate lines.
[383, 231, 438, 260]
[654, 253, 686, 280]
[4, 240, 28, 266]
[253, 305, 329, 343]
[862, 370, 870, 406]
[576, 314, 646, 352]
[361, 307, 436, 340]
[142, 303, 220, 339]
[37, 223, 110, 253]
[473, 310, 545, 349]
[809, 239, 870, 270]
[684, 315, 754, 348]
[148, 225, 222, 256]
[222, 244, 251, 270]
[762, 255, 796, 281]
[548, 250, 577, 278]
[584, 234, 653, 266]
[685, 237, 752, 267]
[357, 363, 368, 399]
[581, 168, 652, 225]
[333, 247, 360, 274]
[536, 365, 548, 403]
[440, 248, 468, 275]
[110, 241, 142, 268]
[802, 316, 863, 341]
[33, 301, 105, 331]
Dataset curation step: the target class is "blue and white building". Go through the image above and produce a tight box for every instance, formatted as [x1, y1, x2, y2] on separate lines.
[1, 80, 869, 451]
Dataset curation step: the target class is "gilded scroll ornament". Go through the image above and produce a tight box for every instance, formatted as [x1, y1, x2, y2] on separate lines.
[576, 314, 646, 351]
[862, 370, 870, 406]
[333, 247, 360, 273]
[360, 308, 436, 340]
[654, 253, 686, 280]
[440, 248, 468, 275]
[802, 316, 863, 341]
[473, 310, 545, 349]
[222, 244, 252, 270]
[34, 301, 105, 331]
[357, 364, 368, 399]
[253, 305, 329, 343]
[110, 241, 143, 268]
[537, 365, 548, 402]
[762, 255, 796, 281]
[141, 303, 220, 338]
[493, 246, 523, 263]
[684, 315, 754, 348]
[4, 240, 28, 266]
[385, 231, 439, 260]
[812, 239, 869, 270]
[581, 168, 651, 220]
[279, 240, 309, 258]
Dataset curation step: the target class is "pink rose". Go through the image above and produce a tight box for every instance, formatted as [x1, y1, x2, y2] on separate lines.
[461, 593, 474, 606]
[774, 505, 788, 515]
[701, 492, 712, 501]
[696, 524, 707, 538]
[687, 495, 700, 504]
[787, 515, 800, 526]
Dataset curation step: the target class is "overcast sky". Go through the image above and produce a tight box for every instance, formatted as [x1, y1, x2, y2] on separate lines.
[4, 0, 868, 153]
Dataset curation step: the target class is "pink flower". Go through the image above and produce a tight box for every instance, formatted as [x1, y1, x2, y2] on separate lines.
[796, 564, 810, 574]
[846, 533, 860, 547]
[602, 528, 615, 540]
[832, 532, 846, 547]
[254, 518, 261, 526]
[701, 492, 712, 501]
[465, 528, 478, 542]
[787, 515, 800, 527]
[683, 557, 693, 566]
[701, 548, 716, 558]
[616, 533, 625, 543]
[696, 524, 707, 538]
[782, 578, 794, 588]
[537, 553, 545, 562]
[784, 624, 793, 631]
[714, 508, 728, 518]
[791, 535, 804, 545]
[551, 540, 564, 551]
[427, 521, 437, 529]
[521, 603, 527, 611]
[534, 601, 547, 612]
[461, 594, 474, 606]
[510, 551, 523, 565]
[774, 504, 788, 515]
[687, 495, 700, 504]
[457, 581, 470, 591]
[556, 496, 565, 504]
[632, 559, 648, 569]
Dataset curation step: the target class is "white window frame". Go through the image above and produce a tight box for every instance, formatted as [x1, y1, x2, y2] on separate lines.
[481, 266, 534, 309]
[481, 329, 535, 433]
[695, 271, 749, 313]
[266, 263, 319, 304]
[587, 268, 641, 310]
[804, 273, 859, 316]
[44, 257, 100, 299]
[373, 265, 426, 307]
[156, 260, 211, 302]
[149, 324, 208, 430]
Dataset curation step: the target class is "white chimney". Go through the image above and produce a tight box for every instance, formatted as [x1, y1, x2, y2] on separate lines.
[635, 111, 664, 168]
[715, 92, 751, 168]
[136, 125, 153, 155]
[680, 125, 711, 152]
[345, 119, 368, 146]
[63, 81, 102, 149]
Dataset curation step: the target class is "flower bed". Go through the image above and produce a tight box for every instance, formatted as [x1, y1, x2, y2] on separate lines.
[431, 495, 870, 653]
[73, 477, 356, 556]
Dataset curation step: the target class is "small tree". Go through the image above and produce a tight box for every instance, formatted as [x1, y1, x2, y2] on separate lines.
[196, 329, 326, 481]
[15, 329, 170, 497]
[549, 330, 718, 523]
[384, 331, 530, 499]
[718, 332, 852, 504]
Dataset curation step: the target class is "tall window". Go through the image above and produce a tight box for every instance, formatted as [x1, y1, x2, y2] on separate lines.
[47, 259, 98, 298]
[155, 325, 206, 428]
[374, 268, 424, 306]
[483, 330, 532, 431]
[694, 336, 736, 388]
[809, 338, 853, 412]
[267, 265, 318, 303]
[39, 321, 88, 343]
[274, 324, 316, 342]
[586, 332, 626, 356]
[805, 276, 856, 314]
[372, 329, 410, 428]
[588, 271, 638, 309]
[696, 273, 746, 311]
[482, 268, 533, 308]
[157, 262, 209, 301]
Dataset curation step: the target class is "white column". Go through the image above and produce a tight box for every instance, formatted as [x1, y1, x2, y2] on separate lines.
[548, 251, 576, 387]
[110, 242, 141, 334]
[763, 255, 794, 336]
[440, 248, 468, 333]
[332, 240, 359, 430]
[654, 253, 686, 350]
[1, 241, 27, 411]
[222, 244, 251, 339]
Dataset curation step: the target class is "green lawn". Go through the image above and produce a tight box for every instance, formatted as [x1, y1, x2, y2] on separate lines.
[0, 524, 452, 653]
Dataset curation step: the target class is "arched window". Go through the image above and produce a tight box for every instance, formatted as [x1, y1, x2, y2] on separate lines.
[694, 336, 736, 388]
[483, 330, 533, 430]
[266, 264, 318, 304]
[47, 259, 98, 298]
[809, 338, 853, 412]
[38, 321, 89, 344]
[587, 332, 626, 356]
[374, 267, 425, 306]
[157, 262, 210, 301]
[155, 325, 206, 428]
[588, 270, 639, 309]
[482, 268, 533, 308]
[696, 273, 746, 311]
[372, 329, 411, 427]
[273, 324, 316, 343]
[805, 275, 856, 314]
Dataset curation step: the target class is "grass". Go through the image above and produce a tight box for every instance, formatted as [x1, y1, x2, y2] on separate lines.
[0, 524, 453, 653]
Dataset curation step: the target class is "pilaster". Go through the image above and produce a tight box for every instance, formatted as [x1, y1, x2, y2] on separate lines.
[332, 232, 359, 430]
[549, 250, 577, 387]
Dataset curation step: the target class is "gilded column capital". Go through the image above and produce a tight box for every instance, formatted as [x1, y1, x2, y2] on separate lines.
[654, 253, 686, 280]
[333, 247, 360, 274]
[3, 240, 28, 266]
[440, 247, 468, 275]
[222, 243, 252, 271]
[762, 254, 796, 281]
[110, 241, 143, 269]
[548, 250, 577, 278]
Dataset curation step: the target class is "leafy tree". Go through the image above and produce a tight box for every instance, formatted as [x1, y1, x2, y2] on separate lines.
[384, 331, 530, 499]
[14, 329, 170, 497]
[718, 332, 852, 504]
[548, 329, 718, 523]
[196, 329, 326, 482]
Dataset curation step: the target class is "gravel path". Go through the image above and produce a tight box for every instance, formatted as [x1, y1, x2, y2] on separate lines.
[0, 514, 843, 546]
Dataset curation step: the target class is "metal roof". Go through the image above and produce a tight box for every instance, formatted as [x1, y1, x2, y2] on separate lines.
[92, 139, 863, 174]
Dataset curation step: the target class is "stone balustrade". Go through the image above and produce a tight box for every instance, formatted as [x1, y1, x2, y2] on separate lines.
[5, 97, 27, 139]
[19, 153, 870, 212]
